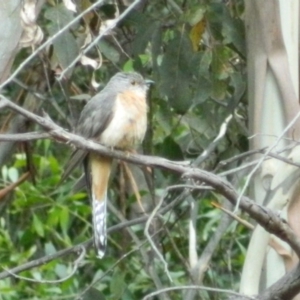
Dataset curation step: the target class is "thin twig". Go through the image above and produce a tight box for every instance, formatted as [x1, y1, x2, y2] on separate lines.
[144, 190, 173, 282]
[0, 132, 50, 141]
[142, 285, 255, 300]
[194, 114, 233, 166]
[211, 202, 254, 230]
[0, 172, 30, 200]
[3, 246, 85, 283]
[188, 196, 198, 269]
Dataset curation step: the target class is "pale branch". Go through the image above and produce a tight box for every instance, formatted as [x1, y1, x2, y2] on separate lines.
[217, 150, 300, 178]
[1, 95, 300, 258]
[194, 113, 233, 166]
[0, 240, 92, 281]
[188, 196, 198, 272]
[265, 151, 300, 168]
[212, 202, 254, 230]
[144, 189, 172, 282]
[142, 285, 254, 300]
[1, 134, 299, 170]
[216, 144, 300, 174]
[0, 132, 50, 141]
[3, 246, 86, 284]
[0, 100, 7, 109]
[0, 172, 30, 200]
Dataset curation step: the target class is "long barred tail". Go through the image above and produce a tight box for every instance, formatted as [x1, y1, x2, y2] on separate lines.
[88, 153, 112, 259]
[92, 194, 107, 258]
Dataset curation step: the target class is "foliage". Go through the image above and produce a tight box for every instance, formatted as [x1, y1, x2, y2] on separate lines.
[0, 0, 248, 299]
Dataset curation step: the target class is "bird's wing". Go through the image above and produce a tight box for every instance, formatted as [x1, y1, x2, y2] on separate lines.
[76, 89, 116, 138]
[60, 149, 87, 184]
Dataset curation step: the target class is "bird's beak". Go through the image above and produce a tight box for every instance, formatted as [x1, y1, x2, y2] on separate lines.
[145, 79, 154, 87]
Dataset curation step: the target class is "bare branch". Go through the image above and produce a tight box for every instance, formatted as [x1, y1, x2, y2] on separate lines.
[144, 189, 172, 282]
[2, 246, 85, 283]
[0, 172, 30, 200]
[194, 114, 233, 166]
[216, 144, 300, 174]
[142, 285, 254, 300]
[0, 132, 50, 141]
[212, 202, 254, 230]
[0, 241, 91, 281]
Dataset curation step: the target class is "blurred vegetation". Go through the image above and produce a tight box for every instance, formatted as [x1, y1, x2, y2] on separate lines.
[0, 0, 249, 299]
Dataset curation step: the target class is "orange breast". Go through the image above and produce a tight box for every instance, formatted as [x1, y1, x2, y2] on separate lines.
[99, 90, 147, 149]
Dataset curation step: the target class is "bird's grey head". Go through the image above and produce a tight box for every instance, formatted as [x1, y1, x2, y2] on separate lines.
[106, 72, 152, 94]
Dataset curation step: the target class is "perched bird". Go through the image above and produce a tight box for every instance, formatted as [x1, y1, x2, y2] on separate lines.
[63, 72, 151, 258]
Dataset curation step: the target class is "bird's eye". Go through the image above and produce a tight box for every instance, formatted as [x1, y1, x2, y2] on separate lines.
[131, 80, 137, 85]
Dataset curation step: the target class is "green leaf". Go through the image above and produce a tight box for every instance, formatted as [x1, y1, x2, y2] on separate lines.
[98, 41, 120, 63]
[192, 75, 212, 104]
[59, 206, 70, 234]
[55, 263, 68, 279]
[110, 269, 126, 299]
[45, 242, 57, 255]
[7, 167, 18, 182]
[159, 30, 195, 113]
[126, 11, 159, 56]
[32, 214, 45, 237]
[208, 3, 245, 55]
[183, 5, 206, 26]
[230, 71, 246, 106]
[154, 99, 173, 138]
[82, 287, 106, 300]
[47, 207, 60, 227]
[156, 136, 184, 161]
[45, 4, 79, 77]
[123, 59, 134, 72]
